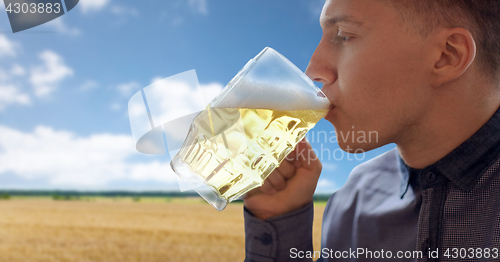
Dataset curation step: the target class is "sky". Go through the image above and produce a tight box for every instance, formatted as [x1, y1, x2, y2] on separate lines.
[0, 0, 395, 194]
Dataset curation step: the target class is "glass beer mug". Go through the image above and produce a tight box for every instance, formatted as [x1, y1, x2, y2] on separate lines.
[170, 47, 330, 211]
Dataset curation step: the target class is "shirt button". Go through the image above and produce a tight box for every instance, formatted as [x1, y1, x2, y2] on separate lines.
[260, 233, 272, 245]
[425, 171, 436, 183]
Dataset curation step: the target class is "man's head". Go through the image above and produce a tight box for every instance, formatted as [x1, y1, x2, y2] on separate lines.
[306, 0, 500, 153]
[384, 0, 500, 80]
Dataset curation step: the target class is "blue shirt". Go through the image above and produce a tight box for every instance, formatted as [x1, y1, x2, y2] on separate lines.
[244, 106, 500, 261]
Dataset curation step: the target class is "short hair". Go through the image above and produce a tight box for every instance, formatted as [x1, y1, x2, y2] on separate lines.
[385, 0, 500, 81]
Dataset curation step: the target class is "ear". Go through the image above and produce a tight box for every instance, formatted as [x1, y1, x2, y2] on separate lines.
[431, 28, 476, 87]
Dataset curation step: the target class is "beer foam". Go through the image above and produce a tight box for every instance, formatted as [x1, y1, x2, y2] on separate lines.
[212, 79, 330, 111]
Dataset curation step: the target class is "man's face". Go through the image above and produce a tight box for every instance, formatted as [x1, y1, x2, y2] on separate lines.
[306, 0, 435, 152]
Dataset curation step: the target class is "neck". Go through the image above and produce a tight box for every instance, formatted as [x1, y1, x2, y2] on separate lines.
[397, 81, 500, 169]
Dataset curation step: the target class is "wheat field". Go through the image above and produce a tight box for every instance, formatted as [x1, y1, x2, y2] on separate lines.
[0, 198, 325, 262]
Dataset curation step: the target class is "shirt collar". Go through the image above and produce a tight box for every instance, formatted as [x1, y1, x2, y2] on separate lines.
[398, 106, 500, 197]
[398, 154, 420, 198]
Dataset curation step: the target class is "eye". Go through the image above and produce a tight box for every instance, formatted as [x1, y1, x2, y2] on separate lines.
[335, 36, 351, 42]
[333, 31, 353, 44]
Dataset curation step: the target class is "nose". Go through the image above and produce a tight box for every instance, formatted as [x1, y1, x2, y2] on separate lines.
[305, 40, 337, 86]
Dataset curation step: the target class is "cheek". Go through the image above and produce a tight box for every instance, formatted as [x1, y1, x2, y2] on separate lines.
[338, 53, 394, 116]
[336, 45, 419, 129]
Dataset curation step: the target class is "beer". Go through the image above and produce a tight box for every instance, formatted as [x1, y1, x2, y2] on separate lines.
[171, 107, 328, 202]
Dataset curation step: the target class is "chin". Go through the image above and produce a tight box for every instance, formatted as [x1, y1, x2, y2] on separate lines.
[337, 141, 376, 154]
[335, 128, 383, 153]
[325, 112, 385, 152]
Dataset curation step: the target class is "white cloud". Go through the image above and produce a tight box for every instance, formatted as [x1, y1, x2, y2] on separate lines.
[10, 64, 25, 76]
[145, 76, 205, 126]
[0, 46, 74, 111]
[0, 64, 30, 112]
[117, 81, 141, 97]
[201, 82, 224, 101]
[30, 50, 73, 97]
[45, 18, 82, 36]
[316, 178, 338, 193]
[322, 163, 337, 171]
[149, 77, 224, 102]
[0, 36, 76, 113]
[188, 0, 208, 14]
[317, 178, 335, 187]
[0, 84, 30, 112]
[0, 125, 179, 187]
[129, 72, 223, 157]
[145, 75, 223, 127]
[0, 64, 25, 81]
[0, 35, 18, 57]
[79, 0, 110, 14]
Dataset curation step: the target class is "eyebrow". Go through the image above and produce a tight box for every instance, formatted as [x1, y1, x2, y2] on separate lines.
[320, 15, 365, 28]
